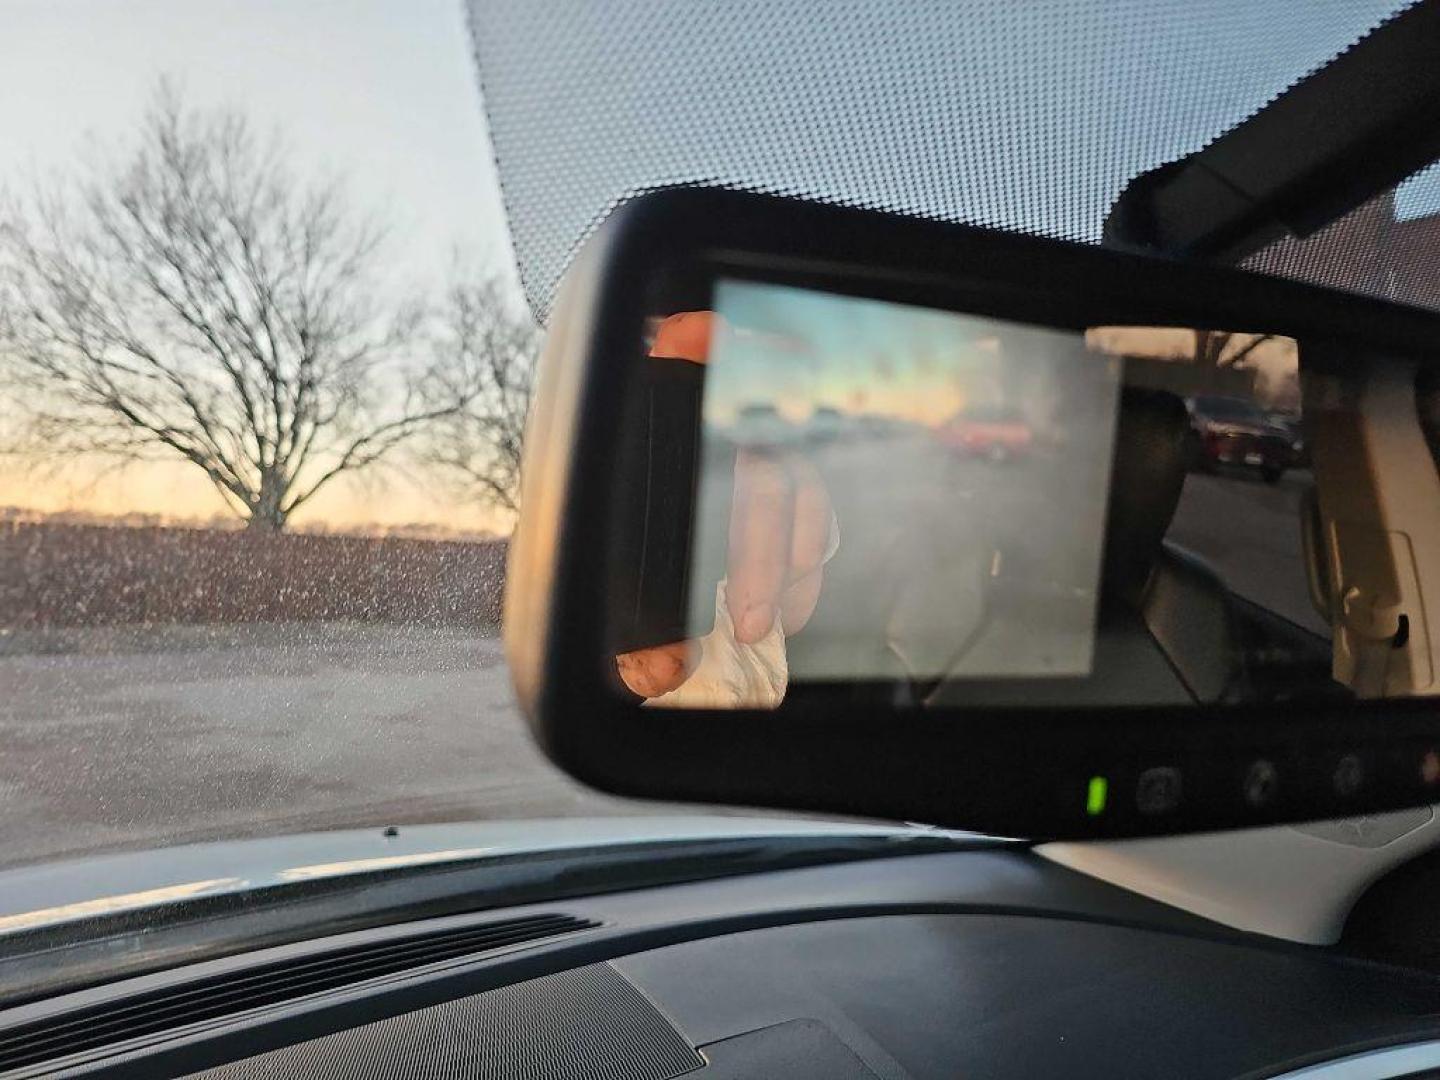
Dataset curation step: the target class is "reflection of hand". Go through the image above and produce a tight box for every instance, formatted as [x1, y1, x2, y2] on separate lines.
[726, 449, 831, 642]
[616, 311, 834, 699]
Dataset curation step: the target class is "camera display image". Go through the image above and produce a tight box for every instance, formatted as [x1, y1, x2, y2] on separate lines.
[688, 279, 1123, 686]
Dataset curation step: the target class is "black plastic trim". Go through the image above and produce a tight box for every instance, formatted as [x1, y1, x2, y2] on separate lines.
[508, 184, 1440, 841]
[1104, 1, 1440, 261]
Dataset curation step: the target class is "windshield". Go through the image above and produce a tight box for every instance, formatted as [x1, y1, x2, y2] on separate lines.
[0, 0, 813, 879]
[0, 1, 1416, 901]
[466, 0, 1431, 321]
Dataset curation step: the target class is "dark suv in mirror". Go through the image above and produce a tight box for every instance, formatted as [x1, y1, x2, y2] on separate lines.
[1184, 395, 1292, 483]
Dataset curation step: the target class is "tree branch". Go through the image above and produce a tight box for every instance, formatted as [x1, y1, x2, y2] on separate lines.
[0, 83, 441, 530]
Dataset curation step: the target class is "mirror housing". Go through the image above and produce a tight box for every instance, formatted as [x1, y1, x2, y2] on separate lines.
[506, 186, 1440, 839]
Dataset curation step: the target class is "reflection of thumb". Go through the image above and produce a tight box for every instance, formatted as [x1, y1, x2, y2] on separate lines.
[648, 582, 787, 709]
[649, 311, 722, 362]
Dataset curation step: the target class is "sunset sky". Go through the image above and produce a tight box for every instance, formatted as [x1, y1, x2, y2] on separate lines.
[706, 280, 1113, 429]
[0, 455, 504, 536]
[0, 1, 1403, 536]
[0, 0, 518, 535]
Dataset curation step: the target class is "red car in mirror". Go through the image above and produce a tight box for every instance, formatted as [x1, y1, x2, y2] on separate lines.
[937, 404, 1034, 462]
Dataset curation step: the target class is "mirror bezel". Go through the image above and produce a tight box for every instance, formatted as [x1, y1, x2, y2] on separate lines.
[506, 186, 1440, 839]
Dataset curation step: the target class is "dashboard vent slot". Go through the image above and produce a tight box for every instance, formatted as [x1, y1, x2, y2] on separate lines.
[0, 912, 597, 1074]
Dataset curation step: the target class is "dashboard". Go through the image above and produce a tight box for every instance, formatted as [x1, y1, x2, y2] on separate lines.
[6, 847, 1440, 1079]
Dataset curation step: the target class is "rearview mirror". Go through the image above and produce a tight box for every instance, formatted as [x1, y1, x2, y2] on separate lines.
[505, 187, 1440, 839]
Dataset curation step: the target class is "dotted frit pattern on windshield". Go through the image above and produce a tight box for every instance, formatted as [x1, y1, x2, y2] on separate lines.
[466, 0, 1407, 321]
[1245, 163, 1440, 312]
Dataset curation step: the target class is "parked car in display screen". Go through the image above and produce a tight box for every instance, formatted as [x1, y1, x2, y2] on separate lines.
[1185, 394, 1292, 482]
[937, 404, 1034, 461]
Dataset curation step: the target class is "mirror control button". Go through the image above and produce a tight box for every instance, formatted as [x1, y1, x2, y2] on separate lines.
[1421, 749, 1440, 787]
[1136, 767, 1183, 815]
[1243, 760, 1279, 809]
[1333, 754, 1365, 798]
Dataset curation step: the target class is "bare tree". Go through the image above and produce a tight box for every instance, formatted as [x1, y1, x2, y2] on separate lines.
[0, 85, 476, 531]
[416, 279, 539, 515]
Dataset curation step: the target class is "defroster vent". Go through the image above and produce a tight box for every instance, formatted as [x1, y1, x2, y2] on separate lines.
[185, 963, 703, 1080]
[0, 912, 597, 1075]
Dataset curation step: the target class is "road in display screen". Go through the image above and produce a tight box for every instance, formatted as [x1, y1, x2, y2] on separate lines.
[689, 279, 1122, 684]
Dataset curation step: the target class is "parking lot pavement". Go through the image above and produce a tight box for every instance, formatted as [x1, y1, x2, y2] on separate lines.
[0, 624, 656, 869]
[1168, 468, 1323, 635]
[0, 465, 1316, 870]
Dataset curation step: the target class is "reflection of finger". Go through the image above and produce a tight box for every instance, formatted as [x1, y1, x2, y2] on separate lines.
[616, 640, 698, 698]
[727, 450, 794, 644]
[787, 456, 832, 579]
[650, 311, 716, 363]
[780, 567, 823, 636]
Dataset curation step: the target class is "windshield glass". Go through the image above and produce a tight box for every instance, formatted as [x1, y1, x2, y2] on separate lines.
[0, 0, 805, 878]
[0, 1, 1415, 894]
[466, 0, 1423, 321]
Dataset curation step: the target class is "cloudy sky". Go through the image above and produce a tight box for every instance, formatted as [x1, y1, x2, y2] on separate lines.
[0, 0, 517, 533]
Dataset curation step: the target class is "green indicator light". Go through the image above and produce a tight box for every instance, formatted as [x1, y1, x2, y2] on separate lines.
[1086, 776, 1109, 817]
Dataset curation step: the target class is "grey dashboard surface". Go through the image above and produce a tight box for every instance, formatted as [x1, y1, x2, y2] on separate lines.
[616, 913, 1440, 1080]
[151, 913, 1440, 1080]
[15, 848, 1440, 1079]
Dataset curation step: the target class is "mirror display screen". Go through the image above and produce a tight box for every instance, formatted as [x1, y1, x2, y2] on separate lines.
[665, 279, 1123, 706]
